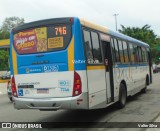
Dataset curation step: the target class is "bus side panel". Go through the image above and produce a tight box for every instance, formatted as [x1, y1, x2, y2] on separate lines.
[70, 70, 89, 109]
[73, 18, 88, 94]
[71, 18, 89, 109]
[73, 18, 86, 71]
[87, 67, 107, 109]
[113, 64, 148, 98]
[10, 32, 14, 76]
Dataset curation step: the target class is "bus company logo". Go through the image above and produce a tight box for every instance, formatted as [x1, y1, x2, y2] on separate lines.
[26, 68, 30, 73]
[2, 123, 11, 128]
[58, 80, 71, 87]
[26, 68, 42, 74]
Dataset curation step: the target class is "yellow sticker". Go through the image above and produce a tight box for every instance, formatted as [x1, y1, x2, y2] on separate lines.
[35, 27, 47, 52]
[48, 37, 63, 48]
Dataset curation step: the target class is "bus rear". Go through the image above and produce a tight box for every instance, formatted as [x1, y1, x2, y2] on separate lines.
[10, 17, 88, 110]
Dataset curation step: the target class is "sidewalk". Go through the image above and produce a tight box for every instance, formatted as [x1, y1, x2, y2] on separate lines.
[0, 83, 7, 95]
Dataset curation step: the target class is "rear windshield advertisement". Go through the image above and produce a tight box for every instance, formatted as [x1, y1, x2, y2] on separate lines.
[13, 25, 72, 54]
[14, 27, 47, 54]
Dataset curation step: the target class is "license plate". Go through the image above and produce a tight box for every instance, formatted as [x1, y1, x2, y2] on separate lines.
[37, 89, 49, 94]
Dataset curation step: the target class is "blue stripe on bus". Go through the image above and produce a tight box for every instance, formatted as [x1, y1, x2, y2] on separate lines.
[114, 63, 148, 68]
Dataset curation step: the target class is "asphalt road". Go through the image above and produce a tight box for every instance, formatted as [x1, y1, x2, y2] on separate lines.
[0, 73, 160, 131]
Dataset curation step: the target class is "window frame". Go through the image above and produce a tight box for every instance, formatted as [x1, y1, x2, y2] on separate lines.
[122, 41, 130, 64]
[82, 27, 103, 65]
[90, 31, 103, 64]
[117, 39, 125, 63]
[113, 38, 121, 63]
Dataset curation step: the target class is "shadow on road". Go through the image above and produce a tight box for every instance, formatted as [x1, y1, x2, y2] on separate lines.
[37, 89, 151, 123]
[38, 103, 119, 122]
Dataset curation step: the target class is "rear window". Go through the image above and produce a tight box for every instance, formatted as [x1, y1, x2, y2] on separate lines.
[13, 25, 72, 54]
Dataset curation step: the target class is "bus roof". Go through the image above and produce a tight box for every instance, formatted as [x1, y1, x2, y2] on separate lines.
[80, 18, 150, 48]
[11, 17, 149, 48]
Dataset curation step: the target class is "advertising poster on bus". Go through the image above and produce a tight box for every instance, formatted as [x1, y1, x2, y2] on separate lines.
[14, 27, 47, 54]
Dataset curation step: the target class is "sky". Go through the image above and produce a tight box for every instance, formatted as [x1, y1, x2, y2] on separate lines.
[0, 0, 160, 36]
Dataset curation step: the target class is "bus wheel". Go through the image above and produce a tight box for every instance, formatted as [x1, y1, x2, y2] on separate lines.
[118, 83, 127, 108]
[9, 97, 12, 102]
[141, 78, 147, 93]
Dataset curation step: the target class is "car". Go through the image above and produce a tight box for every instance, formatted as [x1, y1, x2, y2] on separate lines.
[7, 80, 12, 102]
[157, 64, 160, 72]
[153, 64, 158, 73]
[1, 71, 11, 80]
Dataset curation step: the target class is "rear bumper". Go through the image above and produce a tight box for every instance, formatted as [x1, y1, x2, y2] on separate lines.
[13, 92, 89, 110]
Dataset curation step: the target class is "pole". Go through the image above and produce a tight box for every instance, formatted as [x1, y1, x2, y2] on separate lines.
[113, 14, 119, 31]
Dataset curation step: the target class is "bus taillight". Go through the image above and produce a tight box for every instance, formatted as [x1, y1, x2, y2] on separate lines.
[11, 76, 18, 97]
[73, 71, 82, 96]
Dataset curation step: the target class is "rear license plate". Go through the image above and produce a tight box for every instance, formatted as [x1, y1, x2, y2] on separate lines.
[37, 89, 49, 94]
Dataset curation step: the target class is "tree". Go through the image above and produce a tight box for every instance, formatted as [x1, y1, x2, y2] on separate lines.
[0, 16, 25, 40]
[0, 49, 9, 70]
[1, 16, 24, 32]
[0, 17, 25, 70]
[0, 29, 10, 39]
[118, 24, 158, 46]
[118, 25, 160, 63]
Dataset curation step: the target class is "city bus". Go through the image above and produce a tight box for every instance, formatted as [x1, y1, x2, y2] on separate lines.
[10, 17, 152, 111]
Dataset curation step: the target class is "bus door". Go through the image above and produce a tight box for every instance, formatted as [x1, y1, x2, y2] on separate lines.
[100, 34, 114, 103]
[83, 30, 107, 109]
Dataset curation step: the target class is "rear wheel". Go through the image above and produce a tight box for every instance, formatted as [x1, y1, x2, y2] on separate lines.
[9, 97, 12, 102]
[141, 78, 148, 93]
[118, 83, 127, 108]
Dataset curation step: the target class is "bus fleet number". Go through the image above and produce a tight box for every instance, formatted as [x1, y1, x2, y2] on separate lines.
[55, 27, 67, 36]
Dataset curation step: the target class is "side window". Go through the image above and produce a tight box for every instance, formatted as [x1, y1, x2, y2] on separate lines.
[143, 48, 147, 62]
[114, 38, 120, 63]
[83, 30, 93, 60]
[91, 32, 102, 63]
[122, 41, 129, 63]
[111, 38, 115, 63]
[142, 47, 147, 63]
[129, 43, 135, 64]
[118, 40, 124, 63]
[146, 48, 150, 62]
[138, 47, 143, 63]
[133, 45, 139, 63]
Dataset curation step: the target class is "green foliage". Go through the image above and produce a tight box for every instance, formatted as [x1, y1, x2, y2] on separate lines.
[1, 16, 25, 32]
[0, 16, 25, 70]
[0, 16, 25, 40]
[0, 29, 10, 39]
[0, 49, 9, 71]
[118, 25, 160, 63]
[119, 24, 157, 45]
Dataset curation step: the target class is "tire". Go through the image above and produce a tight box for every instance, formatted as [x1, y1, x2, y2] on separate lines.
[141, 79, 147, 93]
[118, 83, 127, 108]
[9, 97, 12, 102]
